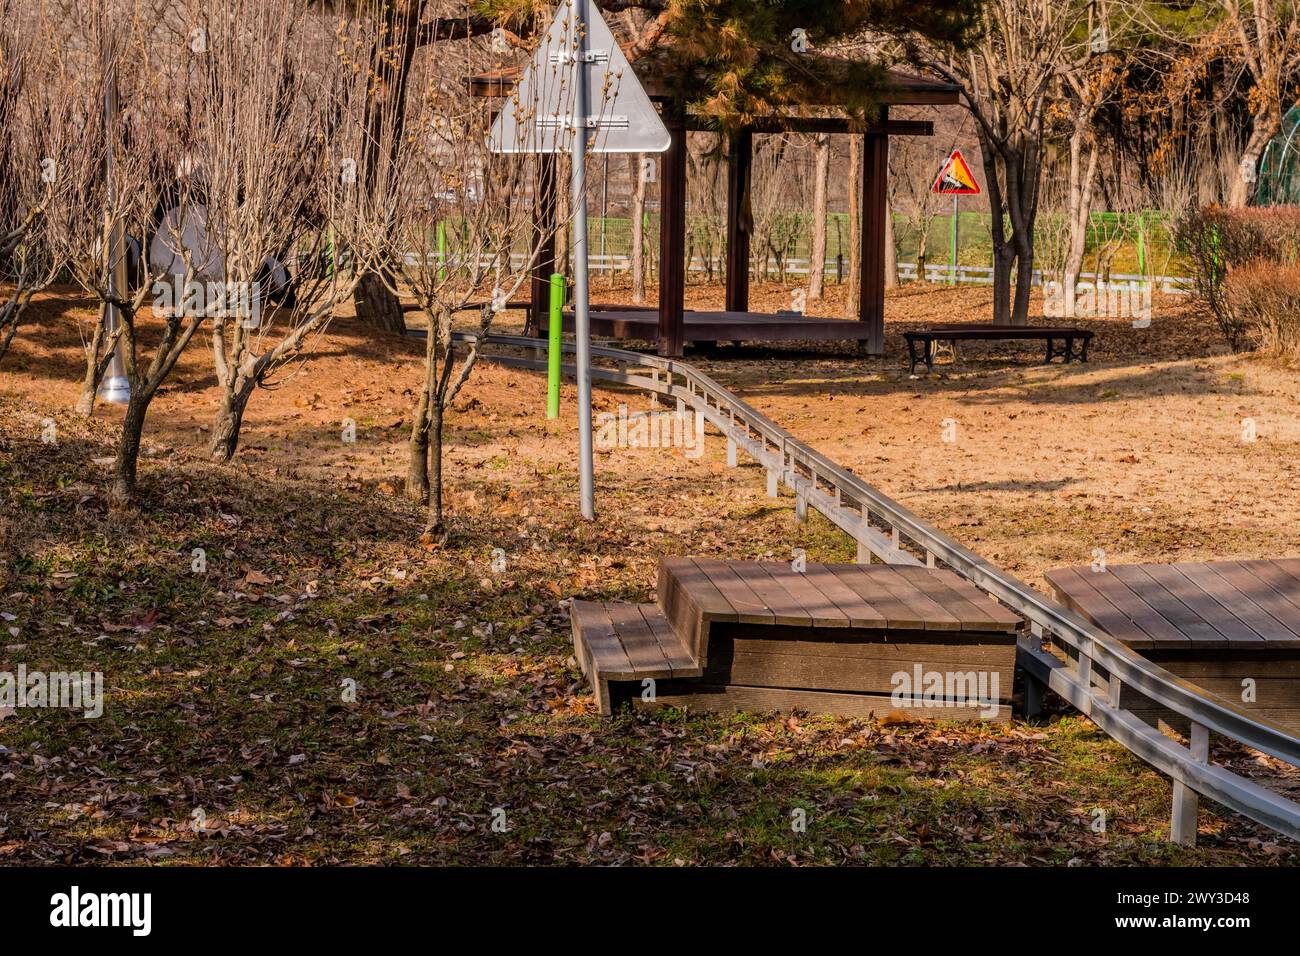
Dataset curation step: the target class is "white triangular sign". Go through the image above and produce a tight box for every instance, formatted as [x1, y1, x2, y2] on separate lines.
[488, 0, 670, 154]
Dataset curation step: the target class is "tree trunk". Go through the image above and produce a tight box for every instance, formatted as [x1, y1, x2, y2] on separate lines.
[1228, 106, 1281, 208]
[847, 136, 862, 317]
[808, 134, 830, 300]
[208, 378, 256, 462]
[977, 128, 1015, 324]
[425, 400, 445, 534]
[354, 272, 406, 335]
[110, 391, 150, 506]
[75, 304, 108, 416]
[1063, 126, 1099, 318]
[630, 155, 646, 303]
[407, 338, 434, 501]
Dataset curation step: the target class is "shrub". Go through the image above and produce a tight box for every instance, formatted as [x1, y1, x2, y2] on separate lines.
[1175, 205, 1300, 351]
[1224, 262, 1300, 362]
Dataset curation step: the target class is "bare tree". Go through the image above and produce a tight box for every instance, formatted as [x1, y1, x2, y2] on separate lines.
[1219, 0, 1300, 206]
[190, 0, 377, 462]
[0, 9, 58, 364]
[41, 11, 212, 504]
[917, 0, 1089, 324]
[382, 26, 556, 536]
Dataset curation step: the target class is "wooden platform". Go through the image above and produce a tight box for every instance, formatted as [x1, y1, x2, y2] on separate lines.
[572, 558, 1022, 721]
[546, 309, 876, 345]
[1046, 560, 1300, 730]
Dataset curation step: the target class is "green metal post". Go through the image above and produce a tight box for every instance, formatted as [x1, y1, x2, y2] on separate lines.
[547, 273, 564, 419]
[1135, 212, 1146, 276]
[437, 221, 446, 282]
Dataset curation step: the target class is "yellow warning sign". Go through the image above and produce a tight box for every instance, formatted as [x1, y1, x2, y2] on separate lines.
[931, 149, 980, 195]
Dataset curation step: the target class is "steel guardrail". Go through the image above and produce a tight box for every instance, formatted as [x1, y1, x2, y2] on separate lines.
[457, 330, 1300, 843]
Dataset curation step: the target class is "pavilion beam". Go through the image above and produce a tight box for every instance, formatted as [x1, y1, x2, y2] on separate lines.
[529, 153, 557, 335]
[725, 129, 752, 313]
[859, 107, 888, 356]
[687, 117, 932, 137]
[658, 108, 687, 357]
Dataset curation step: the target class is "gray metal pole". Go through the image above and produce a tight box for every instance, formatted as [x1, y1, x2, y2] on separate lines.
[570, 0, 595, 519]
[98, 40, 130, 405]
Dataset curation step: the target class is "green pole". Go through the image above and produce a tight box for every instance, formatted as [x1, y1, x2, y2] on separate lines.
[437, 220, 446, 282]
[326, 226, 335, 279]
[1135, 212, 1146, 276]
[547, 273, 564, 419]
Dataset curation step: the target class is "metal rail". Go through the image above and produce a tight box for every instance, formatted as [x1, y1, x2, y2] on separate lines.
[459, 330, 1300, 845]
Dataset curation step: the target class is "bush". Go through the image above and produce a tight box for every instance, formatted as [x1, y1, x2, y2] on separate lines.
[1175, 205, 1300, 351]
[1224, 262, 1300, 362]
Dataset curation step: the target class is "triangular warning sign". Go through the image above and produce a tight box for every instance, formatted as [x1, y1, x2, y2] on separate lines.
[931, 149, 981, 195]
[488, 0, 670, 155]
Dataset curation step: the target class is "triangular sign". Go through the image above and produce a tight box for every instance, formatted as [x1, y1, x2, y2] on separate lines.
[931, 149, 980, 195]
[488, 1, 670, 154]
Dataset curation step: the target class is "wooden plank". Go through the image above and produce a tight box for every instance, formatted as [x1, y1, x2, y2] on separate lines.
[1233, 560, 1300, 642]
[1046, 566, 1155, 650]
[637, 681, 1010, 722]
[751, 562, 851, 628]
[637, 604, 702, 678]
[690, 558, 775, 625]
[1173, 562, 1300, 645]
[570, 600, 635, 679]
[1059, 565, 1190, 648]
[1204, 561, 1300, 648]
[727, 562, 809, 626]
[867, 566, 964, 631]
[1149, 564, 1267, 644]
[708, 649, 1014, 698]
[604, 601, 675, 678]
[804, 563, 888, 629]
[657, 556, 735, 664]
[1110, 565, 1227, 648]
[1146, 650, 1300, 678]
[719, 629, 1019, 663]
[892, 566, 1020, 633]
[828, 564, 927, 629]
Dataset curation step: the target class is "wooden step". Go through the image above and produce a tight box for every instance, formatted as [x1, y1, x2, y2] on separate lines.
[571, 600, 701, 715]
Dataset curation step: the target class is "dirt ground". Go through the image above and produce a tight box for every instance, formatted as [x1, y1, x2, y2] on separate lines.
[1, 278, 1298, 864]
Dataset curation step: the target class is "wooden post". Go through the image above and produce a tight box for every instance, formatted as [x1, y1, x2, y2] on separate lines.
[658, 109, 687, 357]
[859, 107, 888, 356]
[530, 154, 557, 336]
[725, 129, 752, 313]
[1171, 722, 1209, 847]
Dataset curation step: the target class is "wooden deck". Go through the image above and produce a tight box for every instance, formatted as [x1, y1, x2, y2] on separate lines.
[573, 558, 1021, 721]
[1046, 560, 1300, 730]
[545, 309, 876, 345]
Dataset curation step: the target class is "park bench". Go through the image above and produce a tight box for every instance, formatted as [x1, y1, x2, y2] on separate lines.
[903, 323, 1093, 374]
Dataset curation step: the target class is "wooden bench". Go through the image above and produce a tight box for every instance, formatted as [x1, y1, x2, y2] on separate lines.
[572, 557, 1021, 720]
[904, 323, 1093, 374]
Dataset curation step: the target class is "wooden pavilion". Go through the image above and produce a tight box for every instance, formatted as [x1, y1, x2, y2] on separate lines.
[470, 57, 960, 357]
